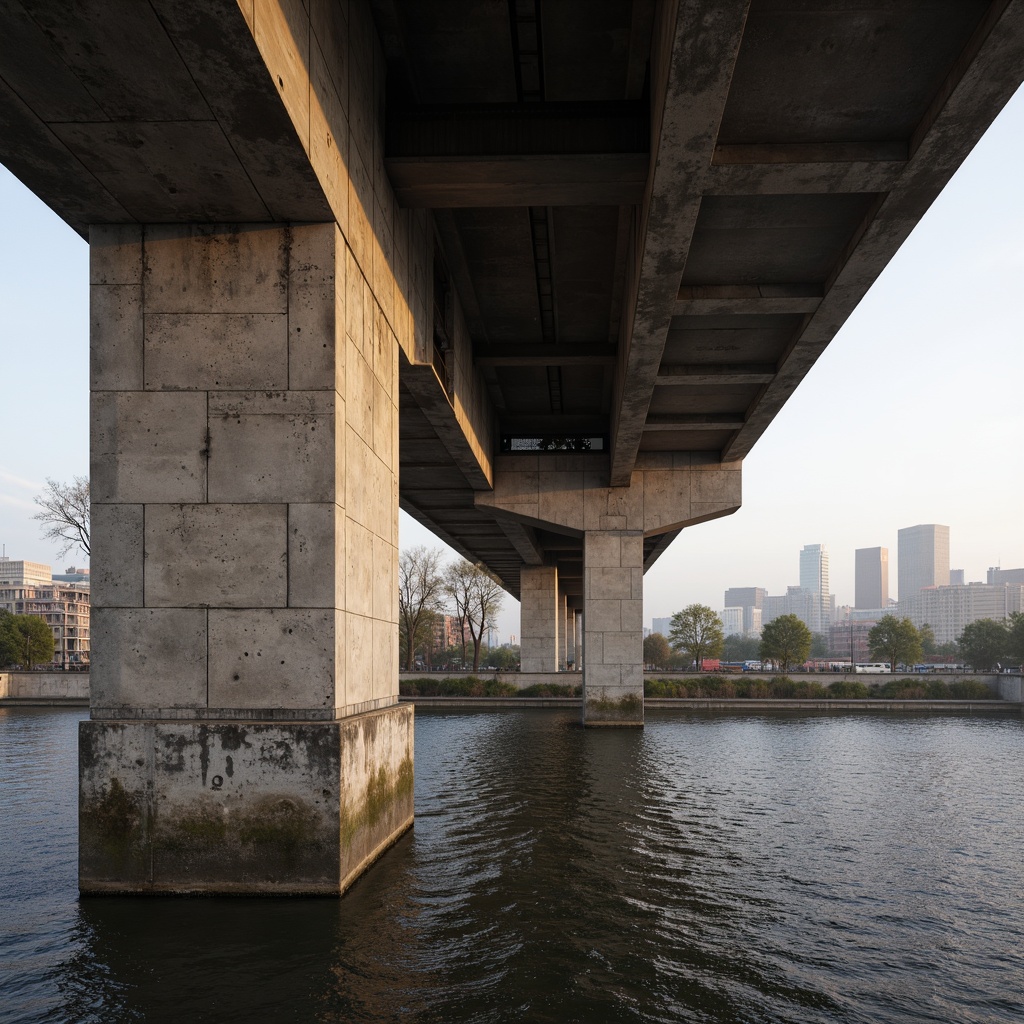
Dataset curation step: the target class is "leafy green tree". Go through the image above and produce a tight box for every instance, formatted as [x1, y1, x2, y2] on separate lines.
[0, 613, 55, 669]
[919, 623, 937, 656]
[0, 610, 19, 667]
[957, 618, 1009, 671]
[759, 614, 812, 674]
[490, 645, 520, 671]
[721, 633, 760, 661]
[868, 615, 923, 673]
[1007, 612, 1024, 667]
[643, 632, 671, 669]
[668, 604, 724, 670]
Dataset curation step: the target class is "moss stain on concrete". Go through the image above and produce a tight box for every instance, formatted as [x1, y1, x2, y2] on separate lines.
[585, 693, 644, 724]
[340, 754, 414, 848]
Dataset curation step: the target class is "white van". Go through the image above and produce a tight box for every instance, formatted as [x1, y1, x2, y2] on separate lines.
[855, 662, 891, 674]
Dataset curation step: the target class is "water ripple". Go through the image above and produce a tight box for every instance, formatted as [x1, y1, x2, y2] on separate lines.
[3, 708, 1024, 1022]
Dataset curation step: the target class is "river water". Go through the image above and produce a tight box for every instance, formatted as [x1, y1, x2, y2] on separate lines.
[2, 706, 1023, 1024]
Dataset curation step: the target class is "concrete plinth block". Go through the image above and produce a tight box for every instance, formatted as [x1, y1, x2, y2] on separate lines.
[582, 688, 644, 727]
[79, 704, 414, 894]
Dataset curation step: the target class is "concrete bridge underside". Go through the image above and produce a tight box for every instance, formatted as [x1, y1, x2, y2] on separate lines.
[2, 0, 1022, 892]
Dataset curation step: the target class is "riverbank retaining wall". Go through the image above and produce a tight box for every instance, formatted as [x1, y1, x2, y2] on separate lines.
[0, 672, 90, 704]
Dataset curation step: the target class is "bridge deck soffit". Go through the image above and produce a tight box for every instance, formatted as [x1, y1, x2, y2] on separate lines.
[4, 1, 1024, 590]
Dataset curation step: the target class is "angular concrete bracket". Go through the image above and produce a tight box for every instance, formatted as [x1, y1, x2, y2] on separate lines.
[474, 452, 742, 538]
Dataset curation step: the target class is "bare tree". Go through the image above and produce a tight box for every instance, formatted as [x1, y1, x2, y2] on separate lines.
[34, 476, 90, 559]
[398, 546, 445, 671]
[445, 561, 503, 671]
[467, 567, 503, 671]
[444, 561, 475, 667]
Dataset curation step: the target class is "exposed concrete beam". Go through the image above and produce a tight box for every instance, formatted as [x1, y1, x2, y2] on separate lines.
[386, 154, 648, 207]
[645, 415, 745, 431]
[656, 364, 775, 386]
[475, 346, 617, 367]
[706, 142, 906, 194]
[499, 414, 608, 434]
[496, 519, 546, 566]
[385, 100, 649, 207]
[723, 0, 1024, 461]
[386, 100, 648, 155]
[401, 360, 492, 490]
[643, 528, 681, 572]
[609, 0, 751, 486]
[674, 284, 822, 317]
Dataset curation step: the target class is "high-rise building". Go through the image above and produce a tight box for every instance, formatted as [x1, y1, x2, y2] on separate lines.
[855, 547, 888, 610]
[949, 569, 965, 585]
[651, 616, 672, 637]
[721, 607, 744, 636]
[799, 544, 831, 632]
[900, 582, 1024, 645]
[987, 566, 1024, 586]
[897, 524, 950, 598]
[723, 586, 766, 636]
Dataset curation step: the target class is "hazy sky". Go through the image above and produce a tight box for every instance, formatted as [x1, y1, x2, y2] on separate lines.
[2, 85, 1022, 644]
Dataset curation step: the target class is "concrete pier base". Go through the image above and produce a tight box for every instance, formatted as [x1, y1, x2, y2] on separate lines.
[79, 704, 413, 895]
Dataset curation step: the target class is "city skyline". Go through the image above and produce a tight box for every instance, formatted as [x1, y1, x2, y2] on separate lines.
[2, 84, 1024, 643]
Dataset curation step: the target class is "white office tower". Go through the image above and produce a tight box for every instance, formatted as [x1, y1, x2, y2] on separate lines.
[799, 544, 831, 633]
[897, 524, 950, 598]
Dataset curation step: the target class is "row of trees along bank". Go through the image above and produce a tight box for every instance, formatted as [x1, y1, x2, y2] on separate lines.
[399, 547, 506, 672]
[646, 606, 1024, 674]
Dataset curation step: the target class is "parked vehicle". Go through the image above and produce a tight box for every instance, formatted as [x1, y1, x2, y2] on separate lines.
[855, 662, 891, 674]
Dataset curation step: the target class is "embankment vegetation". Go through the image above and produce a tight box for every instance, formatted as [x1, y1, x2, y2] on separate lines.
[399, 676, 996, 700]
[643, 677, 996, 700]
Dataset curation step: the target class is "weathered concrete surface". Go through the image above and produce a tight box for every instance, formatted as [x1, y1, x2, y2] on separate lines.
[90, 221, 403, 723]
[79, 704, 413, 894]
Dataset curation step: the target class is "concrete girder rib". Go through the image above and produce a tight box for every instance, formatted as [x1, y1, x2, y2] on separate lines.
[609, 0, 751, 486]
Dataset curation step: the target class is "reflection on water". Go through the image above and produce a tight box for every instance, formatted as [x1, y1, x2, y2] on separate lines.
[3, 707, 1024, 1023]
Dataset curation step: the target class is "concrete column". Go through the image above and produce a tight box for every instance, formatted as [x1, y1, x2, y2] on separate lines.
[565, 601, 576, 670]
[519, 566, 559, 673]
[582, 531, 644, 725]
[574, 610, 583, 672]
[558, 591, 569, 670]
[81, 222, 413, 894]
